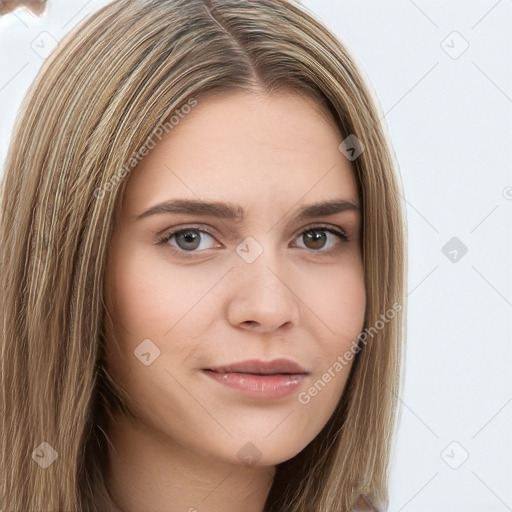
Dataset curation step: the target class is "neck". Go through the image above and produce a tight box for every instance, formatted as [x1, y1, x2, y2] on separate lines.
[105, 414, 276, 512]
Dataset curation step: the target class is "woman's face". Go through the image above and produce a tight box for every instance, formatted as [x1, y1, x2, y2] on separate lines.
[104, 90, 365, 467]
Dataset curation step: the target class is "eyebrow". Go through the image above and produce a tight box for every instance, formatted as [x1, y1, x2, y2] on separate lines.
[137, 198, 360, 222]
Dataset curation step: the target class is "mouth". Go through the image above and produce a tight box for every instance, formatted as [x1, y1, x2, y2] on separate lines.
[202, 358, 309, 399]
[204, 357, 309, 376]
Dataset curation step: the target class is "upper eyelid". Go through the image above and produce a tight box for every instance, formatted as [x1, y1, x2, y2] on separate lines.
[159, 222, 349, 244]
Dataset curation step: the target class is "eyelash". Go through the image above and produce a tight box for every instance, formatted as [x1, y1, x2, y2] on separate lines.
[156, 224, 349, 259]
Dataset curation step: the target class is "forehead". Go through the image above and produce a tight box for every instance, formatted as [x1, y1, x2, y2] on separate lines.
[122, 90, 359, 217]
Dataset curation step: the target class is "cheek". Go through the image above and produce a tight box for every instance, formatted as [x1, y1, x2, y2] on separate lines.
[109, 247, 209, 337]
[292, 315, 364, 454]
[105, 245, 224, 389]
[292, 259, 365, 409]
[103, 247, 211, 413]
[307, 263, 365, 396]
[307, 261, 366, 341]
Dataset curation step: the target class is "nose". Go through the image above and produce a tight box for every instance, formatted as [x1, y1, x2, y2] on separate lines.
[226, 244, 300, 334]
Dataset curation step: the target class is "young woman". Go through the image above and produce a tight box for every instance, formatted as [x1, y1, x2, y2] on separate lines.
[0, 1, 407, 511]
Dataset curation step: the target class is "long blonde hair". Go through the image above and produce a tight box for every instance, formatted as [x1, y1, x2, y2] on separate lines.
[0, 0, 407, 510]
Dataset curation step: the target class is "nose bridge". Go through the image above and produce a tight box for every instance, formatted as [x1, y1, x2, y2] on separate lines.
[227, 233, 300, 331]
[235, 233, 284, 287]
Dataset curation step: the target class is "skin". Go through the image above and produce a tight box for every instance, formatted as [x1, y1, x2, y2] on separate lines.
[103, 89, 366, 512]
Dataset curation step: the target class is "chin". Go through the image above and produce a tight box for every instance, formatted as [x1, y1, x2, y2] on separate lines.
[212, 435, 311, 468]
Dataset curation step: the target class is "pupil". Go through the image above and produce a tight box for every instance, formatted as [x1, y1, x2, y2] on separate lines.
[178, 231, 200, 250]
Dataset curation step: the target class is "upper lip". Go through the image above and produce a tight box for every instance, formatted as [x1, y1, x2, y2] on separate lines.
[205, 358, 309, 375]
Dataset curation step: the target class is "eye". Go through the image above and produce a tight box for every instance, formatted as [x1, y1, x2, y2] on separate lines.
[157, 226, 219, 254]
[156, 224, 349, 259]
[293, 225, 348, 252]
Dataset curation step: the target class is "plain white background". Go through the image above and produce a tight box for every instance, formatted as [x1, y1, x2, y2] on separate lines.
[1, 1, 511, 511]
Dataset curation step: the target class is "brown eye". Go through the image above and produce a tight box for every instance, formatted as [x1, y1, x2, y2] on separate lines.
[295, 226, 348, 252]
[303, 229, 328, 250]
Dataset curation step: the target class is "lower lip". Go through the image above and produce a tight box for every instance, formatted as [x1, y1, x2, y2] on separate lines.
[203, 370, 307, 399]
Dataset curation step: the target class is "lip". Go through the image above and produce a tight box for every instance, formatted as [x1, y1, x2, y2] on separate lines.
[203, 358, 309, 399]
[206, 358, 308, 375]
